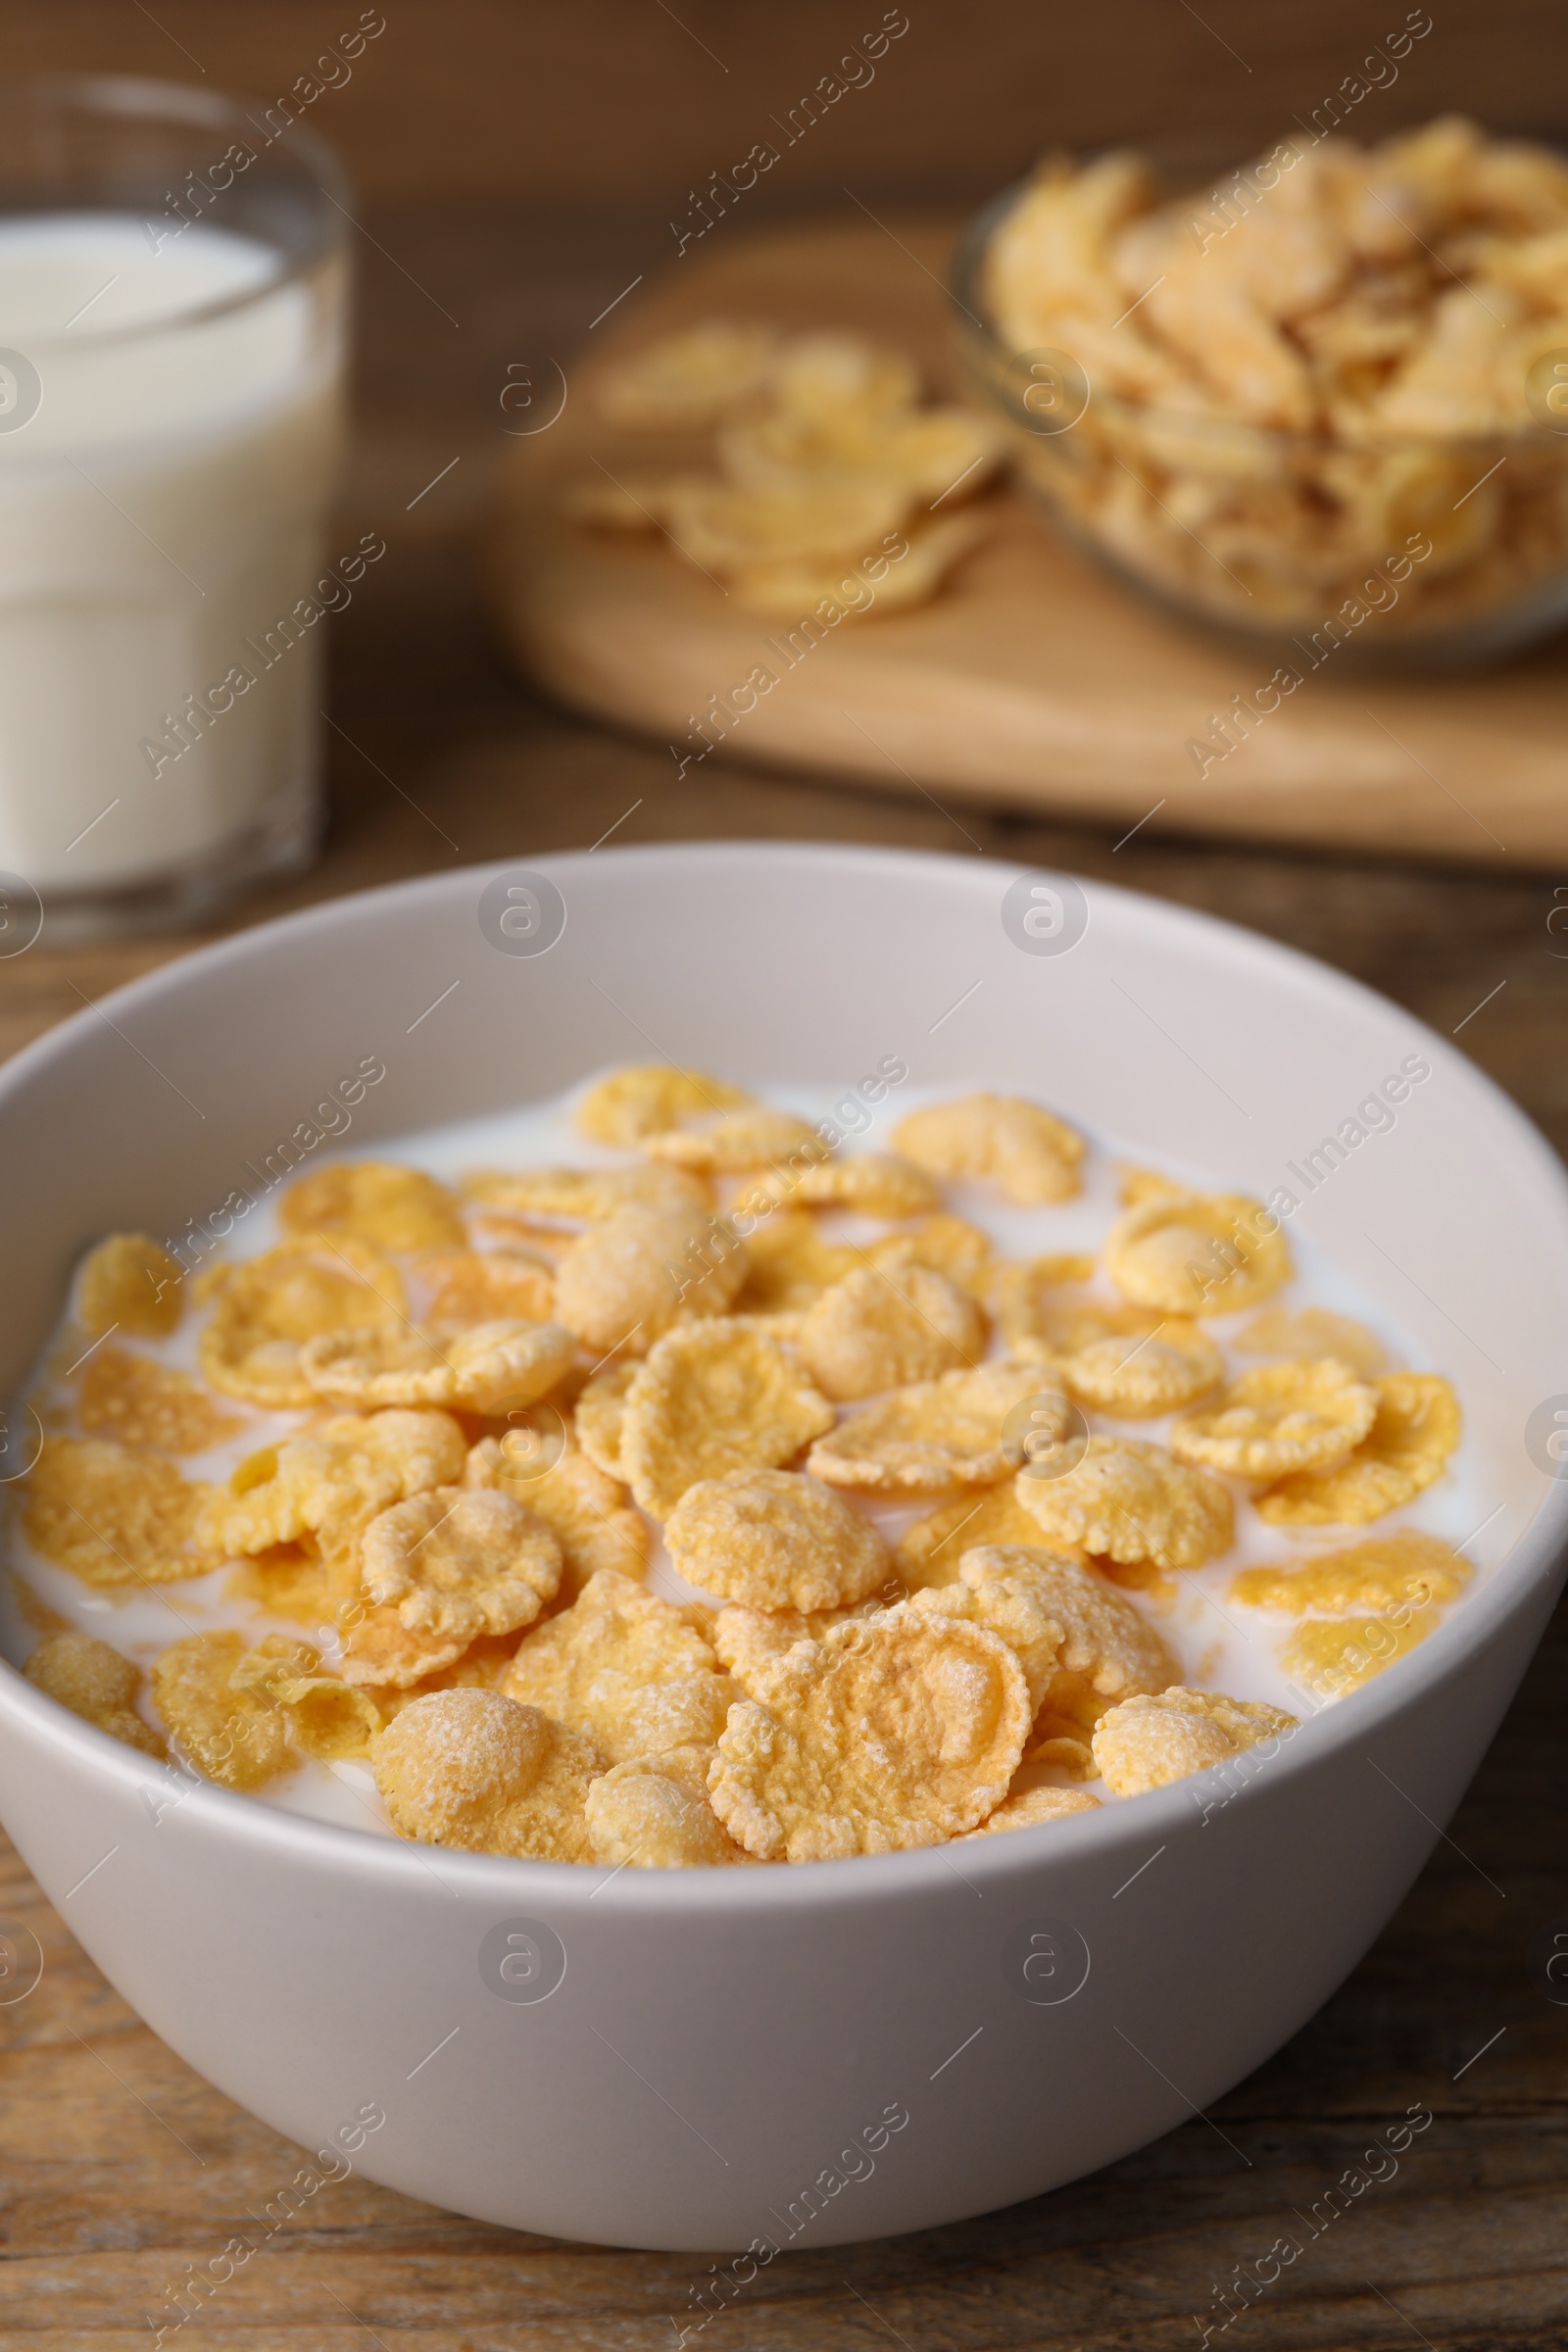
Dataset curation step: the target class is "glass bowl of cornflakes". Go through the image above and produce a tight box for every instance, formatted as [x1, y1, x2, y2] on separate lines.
[953, 117, 1568, 665]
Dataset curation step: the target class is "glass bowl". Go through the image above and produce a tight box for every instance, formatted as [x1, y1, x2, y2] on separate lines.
[951, 182, 1568, 670]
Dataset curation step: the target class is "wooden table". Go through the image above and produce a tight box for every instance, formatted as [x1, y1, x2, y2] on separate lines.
[3, 201, 1568, 2351]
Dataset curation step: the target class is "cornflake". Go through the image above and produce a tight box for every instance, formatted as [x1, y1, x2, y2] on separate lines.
[1104, 1190, 1290, 1316]
[1257, 1372, 1461, 1525]
[796, 1260, 983, 1400]
[79, 1344, 243, 1454]
[1232, 1528, 1469, 1616]
[151, 1630, 297, 1789]
[24, 1629, 166, 1756]
[896, 1485, 1063, 1590]
[279, 1160, 466, 1252]
[1015, 1436, 1234, 1568]
[465, 1435, 648, 1595]
[619, 1320, 834, 1518]
[574, 1063, 751, 1146]
[201, 1409, 466, 1557]
[709, 1606, 1031, 1861]
[199, 1236, 406, 1409]
[572, 1361, 638, 1478]
[732, 1210, 858, 1314]
[646, 1107, 828, 1171]
[362, 1486, 563, 1643]
[711, 1601, 879, 1700]
[664, 1468, 893, 1611]
[339, 1606, 468, 1690]
[76, 1232, 182, 1339]
[960, 1783, 1101, 1837]
[1283, 1609, 1440, 1700]
[735, 1152, 938, 1221]
[911, 1545, 1178, 1732]
[463, 1161, 708, 1219]
[503, 1567, 733, 1762]
[593, 323, 780, 429]
[1236, 1304, 1390, 1380]
[300, 1318, 575, 1414]
[894, 1093, 1085, 1204]
[1093, 1687, 1298, 1798]
[866, 1214, 993, 1297]
[416, 1250, 555, 1327]
[24, 1437, 215, 1588]
[585, 1745, 751, 1868]
[372, 1688, 600, 1861]
[553, 1200, 748, 1354]
[1058, 1319, 1223, 1418]
[808, 1360, 1046, 1493]
[1169, 1359, 1376, 1478]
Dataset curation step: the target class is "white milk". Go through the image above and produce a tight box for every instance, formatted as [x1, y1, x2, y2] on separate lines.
[0, 214, 343, 892]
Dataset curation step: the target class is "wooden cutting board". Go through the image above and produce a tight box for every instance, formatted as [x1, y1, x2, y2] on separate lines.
[490, 215, 1568, 869]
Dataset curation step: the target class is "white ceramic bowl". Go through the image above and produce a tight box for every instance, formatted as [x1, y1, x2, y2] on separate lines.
[2, 843, 1565, 2254]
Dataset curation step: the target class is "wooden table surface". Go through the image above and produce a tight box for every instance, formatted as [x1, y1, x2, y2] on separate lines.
[3, 200, 1568, 2351]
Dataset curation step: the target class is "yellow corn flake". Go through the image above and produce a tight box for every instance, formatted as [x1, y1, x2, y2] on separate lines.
[279, 1160, 466, 1253]
[710, 1602, 879, 1700]
[362, 1486, 563, 1644]
[151, 1630, 297, 1790]
[770, 330, 920, 420]
[463, 1161, 709, 1220]
[1236, 1304, 1391, 1380]
[575, 1062, 753, 1146]
[735, 1152, 938, 1221]
[1256, 1373, 1461, 1526]
[1104, 1190, 1291, 1317]
[663, 474, 911, 573]
[866, 1214, 993, 1297]
[464, 1435, 648, 1596]
[1169, 1359, 1377, 1479]
[199, 1235, 406, 1409]
[78, 1343, 244, 1454]
[894, 1093, 1086, 1205]
[585, 1745, 751, 1869]
[1282, 1609, 1441, 1701]
[416, 1250, 556, 1327]
[710, 1606, 1032, 1861]
[646, 1107, 829, 1172]
[986, 1257, 1113, 1354]
[593, 322, 781, 429]
[76, 1232, 183, 1338]
[504, 1568, 733, 1762]
[808, 1360, 1046, 1493]
[338, 1605, 469, 1690]
[1092, 1687, 1298, 1798]
[619, 1320, 834, 1519]
[553, 1200, 749, 1354]
[722, 399, 998, 504]
[1060, 1321, 1224, 1419]
[725, 511, 987, 618]
[23, 1629, 166, 1756]
[1232, 1528, 1469, 1617]
[960, 1783, 1102, 1838]
[372, 1688, 600, 1860]
[664, 1468, 893, 1611]
[24, 1436, 215, 1588]
[731, 1209, 858, 1314]
[224, 1543, 334, 1627]
[895, 1485, 1064, 1590]
[201, 1408, 466, 1557]
[300, 1318, 575, 1415]
[1015, 1436, 1234, 1569]
[277, 1674, 383, 1761]
[796, 1260, 984, 1402]
[572, 1361, 638, 1477]
[1116, 1166, 1191, 1207]
[912, 1544, 1179, 1729]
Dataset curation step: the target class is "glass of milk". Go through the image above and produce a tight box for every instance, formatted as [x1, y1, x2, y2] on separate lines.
[0, 74, 350, 933]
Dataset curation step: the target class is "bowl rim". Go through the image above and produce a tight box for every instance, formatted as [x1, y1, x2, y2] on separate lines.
[2, 837, 1565, 1911]
[951, 174, 1568, 459]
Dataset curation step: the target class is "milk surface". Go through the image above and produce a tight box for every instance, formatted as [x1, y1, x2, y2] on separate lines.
[0, 214, 342, 889]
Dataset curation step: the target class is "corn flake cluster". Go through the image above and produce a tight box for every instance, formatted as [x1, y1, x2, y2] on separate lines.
[568, 323, 1000, 617]
[10, 1073, 1470, 1863]
[979, 117, 1568, 635]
